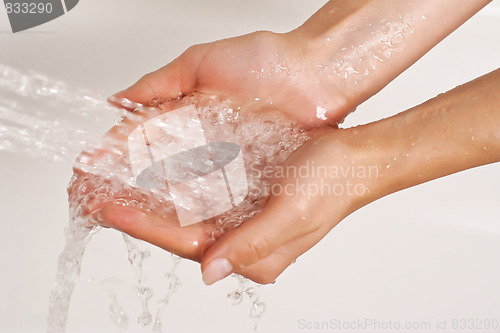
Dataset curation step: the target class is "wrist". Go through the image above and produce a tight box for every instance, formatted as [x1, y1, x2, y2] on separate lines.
[319, 117, 421, 213]
[287, 0, 491, 114]
[311, 128, 393, 214]
[339, 68, 500, 209]
[284, 3, 404, 112]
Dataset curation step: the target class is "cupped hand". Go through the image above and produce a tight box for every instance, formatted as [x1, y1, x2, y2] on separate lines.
[69, 100, 219, 262]
[110, 31, 353, 128]
[94, 127, 379, 284]
[201, 128, 378, 284]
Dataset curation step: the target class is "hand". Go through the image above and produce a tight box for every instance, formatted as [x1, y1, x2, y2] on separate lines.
[201, 67, 500, 284]
[109, 31, 354, 128]
[108, 0, 491, 130]
[97, 68, 500, 285]
[94, 127, 378, 284]
[200, 128, 380, 284]
[77, 0, 496, 285]
[69, 100, 221, 262]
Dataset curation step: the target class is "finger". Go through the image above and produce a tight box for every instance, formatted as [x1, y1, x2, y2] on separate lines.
[108, 45, 207, 107]
[200, 198, 319, 285]
[237, 227, 328, 284]
[98, 204, 213, 261]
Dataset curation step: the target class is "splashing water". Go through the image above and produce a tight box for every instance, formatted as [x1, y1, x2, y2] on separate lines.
[64, 92, 312, 331]
[0, 64, 121, 163]
[0, 64, 123, 332]
[0, 65, 313, 332]
[227, 274, 267, 332]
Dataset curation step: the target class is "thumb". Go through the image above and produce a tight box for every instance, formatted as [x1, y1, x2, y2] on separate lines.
[108, 45, 206, 108]
[200, 199, 314, 285]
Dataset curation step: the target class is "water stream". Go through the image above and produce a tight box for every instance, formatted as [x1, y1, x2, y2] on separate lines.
[0, 64, 311, 332]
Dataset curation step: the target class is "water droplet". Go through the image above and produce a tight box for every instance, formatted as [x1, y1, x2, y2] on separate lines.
[153, 320, 163, 333]
[249, 302, 266, 318]
[246, 287, 260, 302]
[315, 106, 328, 121]
[227, 290, 243, 305]
[138, 311, 152, 326]
[138, 287, 153, 300]
[109, 304, 128, 329]
[42, 88, 309, 331]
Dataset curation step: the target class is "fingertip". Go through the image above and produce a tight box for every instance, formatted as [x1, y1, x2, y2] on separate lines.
[108, 89, 126, 100]
[107, 92, 123, 105]
[202, 257, 233, 285]
[201, 206, 308, 273]
[109, 54, 196, 108]
[107, 91, 142, 111]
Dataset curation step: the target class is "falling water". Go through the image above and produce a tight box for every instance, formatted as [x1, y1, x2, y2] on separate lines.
[0, 64, 312, 332]
[0, 64, 120, 163]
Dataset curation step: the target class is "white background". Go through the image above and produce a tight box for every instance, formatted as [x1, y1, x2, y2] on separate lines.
[0, 1, 499, 332]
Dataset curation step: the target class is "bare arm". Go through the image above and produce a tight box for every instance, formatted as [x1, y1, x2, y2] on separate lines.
[200, 68, 500, 284]
[291, 0, 493, 110]
[357, 67, 500, 206]
[96, 68, 500, 284]
[111, 0, 492, 127]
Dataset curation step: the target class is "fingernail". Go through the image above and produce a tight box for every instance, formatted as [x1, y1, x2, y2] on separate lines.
[107, 95, 139, 110]
[107, 95, 118, 103]
[202, 258, 233, 285]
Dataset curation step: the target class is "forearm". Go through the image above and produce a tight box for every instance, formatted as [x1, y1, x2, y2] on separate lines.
[289, 0, 492, 106]
[356, 68, 500, 204]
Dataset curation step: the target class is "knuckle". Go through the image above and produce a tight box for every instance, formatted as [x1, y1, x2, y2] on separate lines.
[185, 43, 203, 55]
[243, 235, 273, 264]
[135, 73, 160, 104]
[138, 72, 155, 85]
[144, 80, 159, 100]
